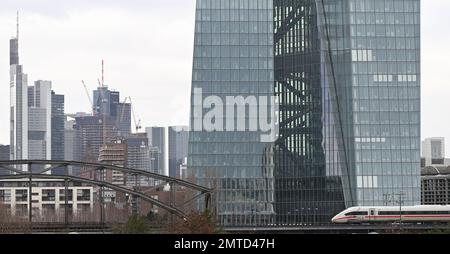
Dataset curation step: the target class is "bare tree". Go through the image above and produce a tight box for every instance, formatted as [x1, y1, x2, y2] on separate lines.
[165, 209, 220, 234]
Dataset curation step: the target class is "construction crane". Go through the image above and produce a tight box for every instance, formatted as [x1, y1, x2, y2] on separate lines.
[81, 80, 96, 115]
[128, 96, 142, 133]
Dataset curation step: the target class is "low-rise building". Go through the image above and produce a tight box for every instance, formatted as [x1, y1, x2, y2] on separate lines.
[421, 166, 450, 205]
[0, 178, 93, 218]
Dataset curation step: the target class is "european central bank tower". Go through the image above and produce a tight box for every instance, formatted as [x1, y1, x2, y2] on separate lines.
[188, 0, 421, 226]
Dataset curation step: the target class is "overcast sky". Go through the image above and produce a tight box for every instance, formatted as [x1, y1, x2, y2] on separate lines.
[0, 0, 449, 156]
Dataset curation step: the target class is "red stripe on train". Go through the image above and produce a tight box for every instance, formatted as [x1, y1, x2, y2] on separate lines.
[334, 216, 357, 221]
[365, 215, 450, 218]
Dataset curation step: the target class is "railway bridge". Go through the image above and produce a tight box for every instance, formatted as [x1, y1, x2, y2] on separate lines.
[0, 160, 213, 228]
[223, 223, 450, 234]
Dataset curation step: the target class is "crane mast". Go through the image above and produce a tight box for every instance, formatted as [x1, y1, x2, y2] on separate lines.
[81, 80, 96, 115]
[128, 97, 142, 133]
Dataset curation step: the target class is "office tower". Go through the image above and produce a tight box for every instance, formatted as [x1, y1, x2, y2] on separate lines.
[116, 102, 132, 137]
[74, 115, 119, 163]
[168, 126, 189, 178]
[51, 91, 65, 174]
[422, 137, 445, 160]
[93, 87, 131, 138]
[93, 87, 120, 118]
[10, 14, 28, 163]
[0, 145, 11, 175]
[9, 15, 53, 173]
[64, 116, 76, 161]
[0, 145, 10, 160]
[188, 0, 421, 226]
[146, 127, 166, 176]
[126, 133, 154, 186]
[110, 91, 120, 118]
[28, 81, 52, 163]
[64, 116, 80, 175]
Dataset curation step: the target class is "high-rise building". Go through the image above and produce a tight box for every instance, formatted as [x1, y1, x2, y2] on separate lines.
[98, 139, 127, 204]
[51, 91, 65, 160]
[51, 91, 65, 174]
[28, 80, 52, 164]
[74, 115, 119, 163]
[93, 87, 131, 138]
[10, 14, 29, 164]
[116, 102, 132, 137]
[126, 133, 154, 186]
[0, 145, 10, 161]
[93, 87, 119, 118]
[146, 127, 166, 176]
[168, 126, 189, 178]
[0, 145, 10, 175]
[64, 115, 80, 176]
[9, 15, 57, 174]
[64, 116, 76, 161]
[422, 138, 445, 165]
[188, 0, 421, 226]
[99, 139, 127, 186]
[109, 91, 120, 118]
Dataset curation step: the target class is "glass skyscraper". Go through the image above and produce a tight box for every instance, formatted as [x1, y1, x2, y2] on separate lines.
[169, 126, 189, 178]
[188, 0, 421, 226]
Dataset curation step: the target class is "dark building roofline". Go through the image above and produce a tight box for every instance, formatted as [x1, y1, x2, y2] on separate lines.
[422, 166, 450, 176]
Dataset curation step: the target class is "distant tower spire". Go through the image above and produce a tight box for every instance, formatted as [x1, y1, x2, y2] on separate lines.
[102, 59, 104, 87]
[16, 11, 19, 40]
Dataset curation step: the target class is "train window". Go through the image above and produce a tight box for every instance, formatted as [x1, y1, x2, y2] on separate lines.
[378, 211, 398, 215]
[345, 211, 368, 216]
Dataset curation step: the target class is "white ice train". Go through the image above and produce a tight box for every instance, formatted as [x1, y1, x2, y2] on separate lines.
[332, 205, 450, 224]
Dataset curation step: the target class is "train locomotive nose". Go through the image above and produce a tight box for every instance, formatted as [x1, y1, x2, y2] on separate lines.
[331, 215, 339, 223]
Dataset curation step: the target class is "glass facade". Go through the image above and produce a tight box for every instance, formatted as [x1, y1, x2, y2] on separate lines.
[336, 0, 421, 207]
[188, 0, 276, 226]
[188, 0, 421, 227]
[51, 92, 65, 169]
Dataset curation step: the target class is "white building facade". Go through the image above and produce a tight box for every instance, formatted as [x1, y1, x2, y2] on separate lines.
[28, 81, 52, 162]
[0, 179, 93, 218]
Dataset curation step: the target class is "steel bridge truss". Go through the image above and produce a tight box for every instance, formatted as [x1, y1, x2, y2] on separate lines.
[0, 160, 212, 225]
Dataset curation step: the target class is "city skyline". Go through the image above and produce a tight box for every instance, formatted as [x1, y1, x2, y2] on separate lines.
[0, 0, 449, 157]
[1, 0, 450, 237]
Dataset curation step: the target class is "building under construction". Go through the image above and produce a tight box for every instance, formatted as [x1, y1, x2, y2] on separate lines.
[74, 114, 118, 165]
[98, 139, 128, 204]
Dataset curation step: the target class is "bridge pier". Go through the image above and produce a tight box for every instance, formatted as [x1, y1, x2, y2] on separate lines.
[64, 178, 69, 226]
[169, 182, 175, 223]
[132, 174, 138, 216]
[28, 164, 32, 230]
[100, 168, 105, 229]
